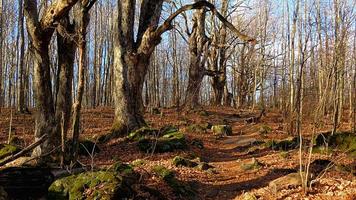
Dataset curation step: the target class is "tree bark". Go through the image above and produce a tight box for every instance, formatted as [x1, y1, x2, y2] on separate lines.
[24, 0, 79, 161]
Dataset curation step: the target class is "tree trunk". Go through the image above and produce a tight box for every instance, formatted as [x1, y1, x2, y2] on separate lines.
[184, 7, 207, 110]
[56, 15, 75, 144]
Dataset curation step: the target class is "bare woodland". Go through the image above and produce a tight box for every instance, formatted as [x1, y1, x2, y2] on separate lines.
[0, 0, 355, 199]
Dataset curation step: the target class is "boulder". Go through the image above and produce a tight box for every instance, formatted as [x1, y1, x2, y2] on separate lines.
[48, 171, 133, 200]
[314, 132, 356, 157]
[269, 172, 303, 193]
[211, 125, 232, 137]
[172, 156, 198, 168]
[138, 131, 186, 153]
[127, 127, 158, 141]
[259, 125, 272, 134]
[240, 158, 263, 171]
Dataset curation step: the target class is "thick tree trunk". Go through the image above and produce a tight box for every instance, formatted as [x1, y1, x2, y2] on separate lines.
[112, 53, 147, 134]
[31, 44, 57, 159]
[184, 8, 207, 110]
[56, 17, 75, 142]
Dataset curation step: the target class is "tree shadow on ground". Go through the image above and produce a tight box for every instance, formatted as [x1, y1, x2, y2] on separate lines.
[195, 168, 297, 200]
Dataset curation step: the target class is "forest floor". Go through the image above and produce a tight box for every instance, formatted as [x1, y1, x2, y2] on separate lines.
[0, 106, 355, 199]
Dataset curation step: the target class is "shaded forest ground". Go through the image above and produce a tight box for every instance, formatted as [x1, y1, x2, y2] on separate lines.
[0, 106, 355, 199]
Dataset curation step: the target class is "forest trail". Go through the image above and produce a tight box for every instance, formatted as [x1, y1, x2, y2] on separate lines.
[0, 107, 355, 199]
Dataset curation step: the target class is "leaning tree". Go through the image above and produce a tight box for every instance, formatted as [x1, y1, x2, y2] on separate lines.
[111, 0, 256, 137]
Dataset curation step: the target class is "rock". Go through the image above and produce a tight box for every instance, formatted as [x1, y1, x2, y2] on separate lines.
[240, 158, 263, 171]
[264, 137, 299, 151]
[186, 124, 207, 133]
[259, 125, 272, 134]
[239, 192, 257, 200]
[127, 127, 158, 141]
[138, 130, 186, 153]
[48, 171, 133, 200]
[314, 131, 356, 157]
[211, 125, 232, 137]
[269, 172, 303, 193]
[198, 110, 209, 116]
[151, 108, 161, 115]
[196, 162, 213, 171]
[172, 156, 198, 168]
[8, 136, 26, 148]
[131, 159, 146, 167]
[191, 139, 204, 149]
[0, 144, 21, 160]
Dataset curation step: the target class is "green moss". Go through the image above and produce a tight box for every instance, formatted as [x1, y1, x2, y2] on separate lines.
[279, 151, 289, 159]
[259, 125, 272, 134]
[264, 137, 299, 151]
[0, 144, 21, 160]
[152, 165, 174, 180]
[49, 171, 132, 200]
[315, 132, 356, 157]
[138, 131, 187, 153]
[198, 110, 209, 116]
[191, 139, 204, 149]
[240, 158, 263, 171]
[112, 161, 134, 175]
[127, 127, 157, 141]
[172, 156, 198, 168]
[131, 159, 146, 167]
[196, 162, 213, 171]
[211, 125, 232, 136]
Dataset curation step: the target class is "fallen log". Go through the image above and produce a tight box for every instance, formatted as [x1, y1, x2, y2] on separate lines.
[0, 134, 47, 167]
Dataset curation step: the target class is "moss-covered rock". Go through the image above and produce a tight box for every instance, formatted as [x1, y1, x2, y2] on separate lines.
[264, 137, 299, 151]
[240, 192, 257, 200]
[186, 124, 206, 133]
[112, 161, 134, 175]
[314, 132, 356, 157]
[211, 125, 232, 137]
[259, 125, 272, 134]
[269, 172, 303, 193]
[0, 144, 21, 160]
[240, 158, 263, 171]
[151, 108, 161, 115]
[196, 162, 214, 171]
[138, 131, 187, 153]
[172, 156, 198, 168]
[127, 127, 158, 141]
[131, 159, 146, 167]
[48, 171, 133, 200]
[198, 110, 209, 116]
[191, 139, 204, 149]
[152, 165, 196, 199]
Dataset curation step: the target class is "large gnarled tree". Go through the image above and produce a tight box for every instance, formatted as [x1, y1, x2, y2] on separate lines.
[111, 0, 255, 137]
[24, 0, 78, 161]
